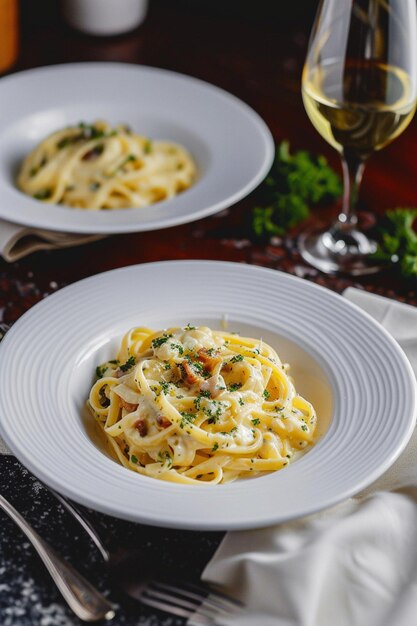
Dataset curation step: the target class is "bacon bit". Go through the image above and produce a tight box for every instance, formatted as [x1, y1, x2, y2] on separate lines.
[181, 361, 202, 386]
[120, 398, 138, 412]
[134, 418, 148, 437]
[197, 348, 221, 373]
[157, 414, 171, 429]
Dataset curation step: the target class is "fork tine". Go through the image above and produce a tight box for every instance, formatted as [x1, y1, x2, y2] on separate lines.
[139, 580, 244, 624]
[185, 582, 244, 610]
[137, 593, 194, 620]
[139, 588, 215, 625]
[156, 581, 242, 616]
[141, 582, 201, 613]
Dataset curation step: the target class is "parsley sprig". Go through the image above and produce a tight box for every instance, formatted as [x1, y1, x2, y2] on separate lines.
[372, 209, 417, 278]
[252, 141, 342, 237]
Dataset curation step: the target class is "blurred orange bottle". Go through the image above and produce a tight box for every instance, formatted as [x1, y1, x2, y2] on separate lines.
[0, 0, 18, 74]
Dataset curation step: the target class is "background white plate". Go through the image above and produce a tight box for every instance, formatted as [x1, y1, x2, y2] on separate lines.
[0, 63, 274, 234]
[0, 261, 415, 530]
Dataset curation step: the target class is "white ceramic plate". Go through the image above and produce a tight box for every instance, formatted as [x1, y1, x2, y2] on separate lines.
[0, 261, 415, 530]
[0, 63, 274, 234]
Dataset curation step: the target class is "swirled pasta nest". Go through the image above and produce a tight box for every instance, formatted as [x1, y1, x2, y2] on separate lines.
[17, 121, 197, 209]
[88, 325, 317, 485]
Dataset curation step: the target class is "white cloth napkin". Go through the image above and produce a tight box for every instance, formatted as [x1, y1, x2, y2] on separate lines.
[192, 288, 417, 626]
[0, 218, 102, 261]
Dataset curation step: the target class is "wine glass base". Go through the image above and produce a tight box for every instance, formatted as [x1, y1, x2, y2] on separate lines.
[298, 227, 382, 276]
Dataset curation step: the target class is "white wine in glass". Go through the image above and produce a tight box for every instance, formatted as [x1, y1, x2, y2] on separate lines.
[300, 0, 417, 275]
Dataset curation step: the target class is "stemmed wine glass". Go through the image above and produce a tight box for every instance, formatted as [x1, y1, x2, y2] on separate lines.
[299, 0, 417, 275]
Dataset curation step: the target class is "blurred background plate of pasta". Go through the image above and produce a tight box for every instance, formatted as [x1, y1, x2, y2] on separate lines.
[0, 261, 414, 531]
[0, 62, 274, 233]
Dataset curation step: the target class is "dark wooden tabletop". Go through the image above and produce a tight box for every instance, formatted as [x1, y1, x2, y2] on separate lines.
[0, 2, 416, 625]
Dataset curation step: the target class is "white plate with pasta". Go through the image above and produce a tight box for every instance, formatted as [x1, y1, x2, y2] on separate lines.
[0, 261, 415, 530]
[0, 63, 274, 233]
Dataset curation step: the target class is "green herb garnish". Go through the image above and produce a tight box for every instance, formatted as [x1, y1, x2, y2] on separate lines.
[180, 412, 196, 429]
[143, 140, 152, 154]
[33, 188, 52, 200]
[120, 356, 135, 372]
[230, 354, 244, 363]
[252, 141, 341, 238]
[96, 365, 107, 379]
[373, 208, 417, 278]
[228, 382, 242, 391]
[152, 333, 173, 349]
[160, 381, 170, 394]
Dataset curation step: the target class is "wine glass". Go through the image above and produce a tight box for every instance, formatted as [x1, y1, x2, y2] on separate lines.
[299, 0, 417, 275]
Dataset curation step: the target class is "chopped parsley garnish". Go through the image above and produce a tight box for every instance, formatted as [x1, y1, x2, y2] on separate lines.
[143, 139, 152, 154]
[96, 365, 107, 379]
[263, 389, 270, 399]
[172, 343, 184, 355]
[120, 356, 136, 372]
[212, 442, 219, 452]
[252, 418, 261, 426]
[230, 354, 244, 363]
[57, 136, 73, 150]
[29, 156, 47, 177]
[99, 387, 110, 408]
[131, 455, 138, 464]
[152, 333, 173, 349]
[163, 362, 171, 370]
[180, 412, 196, 429]
[194, 389, 212, 410]
[238, 398, 245, 406]
[301, 424, 308, 431]
[158, 451, 172, 467]
[33, 188, 52, 200]
[203, 400, 226, 423]
[184, 323, 196, 330]
[228, 382, 242, 392]
[160, 381, 170, 394]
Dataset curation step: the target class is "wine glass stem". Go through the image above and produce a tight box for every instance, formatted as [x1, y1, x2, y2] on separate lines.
[339, 152, 366, 227]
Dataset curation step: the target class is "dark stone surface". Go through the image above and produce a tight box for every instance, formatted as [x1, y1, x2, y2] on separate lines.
[0, 456, 223, 625]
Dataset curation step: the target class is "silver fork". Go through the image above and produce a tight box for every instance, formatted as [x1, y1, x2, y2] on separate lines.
[135, 579, 244, 624]
[0, 495, 115, 622]
[51, 489, 244, 622]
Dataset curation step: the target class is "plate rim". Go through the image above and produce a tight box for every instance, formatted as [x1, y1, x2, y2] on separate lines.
[0, 62, 274, 234]
[0, 260, 415, 530]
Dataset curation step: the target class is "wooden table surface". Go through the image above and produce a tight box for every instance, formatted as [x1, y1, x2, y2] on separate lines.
[0, 2, 416, 625]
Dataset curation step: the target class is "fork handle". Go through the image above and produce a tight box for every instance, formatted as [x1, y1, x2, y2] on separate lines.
[50, 489, 111, 563]
[0, 495, 115, 622]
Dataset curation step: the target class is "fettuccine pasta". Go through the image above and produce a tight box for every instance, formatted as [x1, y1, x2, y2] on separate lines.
[88, 325, 317, 485]
[17, 121, 196, 209]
